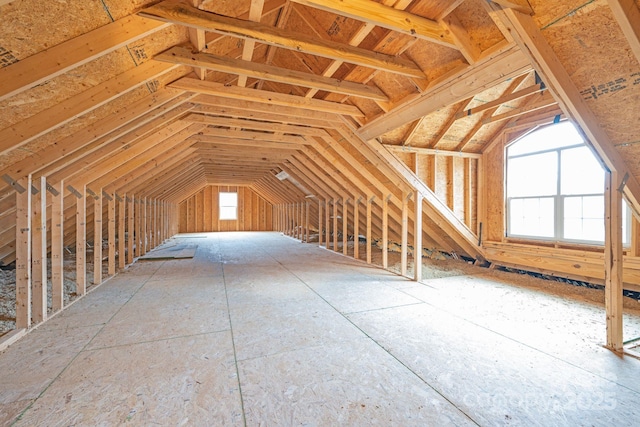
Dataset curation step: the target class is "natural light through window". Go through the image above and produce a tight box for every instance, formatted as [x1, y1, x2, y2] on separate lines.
[219, 192, 238, 220]
[506, 121, 629, 245]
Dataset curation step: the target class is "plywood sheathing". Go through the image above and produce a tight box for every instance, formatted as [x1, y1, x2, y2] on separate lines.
[530, 0, 640, 168]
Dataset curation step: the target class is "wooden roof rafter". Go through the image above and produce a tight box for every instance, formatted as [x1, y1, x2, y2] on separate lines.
[138, 0, 426, 78]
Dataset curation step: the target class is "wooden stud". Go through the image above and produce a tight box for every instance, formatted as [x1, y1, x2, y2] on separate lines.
[326, 201, 331, 250]
[382, 195, 389, 269]
[93, 189, 103, 286]
[51, 180, 64, 311]
[401, 192, 409, 277]
[108, 193, 116, 276]
[31, 176, 47, 324]
[605, 171, 623, 351]
[15, 177, 31, 329]
[353, 197, 360, 260]
[366, 196, 373, 264]
[332, 199, 338, 251]
[318, 200, 323, 247]
[414, 191, 423, 281]
[305, 201, 310, 243]
[127, 195, 134, 265]
[343, 198, 348, 256]
[118, 195, 125, 269]
[76, 185, 87, 296]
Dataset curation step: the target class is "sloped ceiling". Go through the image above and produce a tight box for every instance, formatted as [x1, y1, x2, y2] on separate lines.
[0, 0, 639, 264]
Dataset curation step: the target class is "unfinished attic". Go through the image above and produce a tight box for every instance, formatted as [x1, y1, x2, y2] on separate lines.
[1, 0, 640, 424]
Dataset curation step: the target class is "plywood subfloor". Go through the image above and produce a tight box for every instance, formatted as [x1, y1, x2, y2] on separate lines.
[1, 232, 640, 425]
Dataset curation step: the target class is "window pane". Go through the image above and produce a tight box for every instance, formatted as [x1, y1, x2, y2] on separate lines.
[219, 206, 237, 220]
[561, 146, 604, 195]
[507, 122, 584, 156]
[508, 197, 554, 238]
[219, 192, 237, 206]
[563, 196, 604, 242]
[507, 152, 557, 197]
[219, 192, 238, 220]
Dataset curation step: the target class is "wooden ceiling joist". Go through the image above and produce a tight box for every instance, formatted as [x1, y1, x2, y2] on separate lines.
[0, 15, 171, 102]
[139, 0, 426, 78]
[193, 94, 341, 123]
[198, 127, 309, 144]
[290, 0, 457, 49]
[183, 113, 329, 137]
[191, 137, 304, 151]
[191, 105, 334, 128]
[157, 46, 390, 101]
[170, 77, 363, 117]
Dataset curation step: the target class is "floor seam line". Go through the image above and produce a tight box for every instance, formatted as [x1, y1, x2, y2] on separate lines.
[11, 260, 165, 426]
[220, 246, 248, 427]
[396, 286, 640, 394]
[265, 247, 482, 427]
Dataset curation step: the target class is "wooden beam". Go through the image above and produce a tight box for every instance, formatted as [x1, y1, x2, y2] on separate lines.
[342, 198, 348, 256]
[607, 0, 640, 66]
[15, 177, 31, 329]
[171, 77, 363, 117]
[0, 15, 170, 102]
[158, 46, 389, 101]
[290, 0, 456, 48]
[0, 61, 180, 156]
[492, 8, 640, 220]
[357, 46, 531, 140]
[139, 0, 425, 78]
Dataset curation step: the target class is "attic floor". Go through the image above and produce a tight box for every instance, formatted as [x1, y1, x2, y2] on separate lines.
[1, 232, 640, 425]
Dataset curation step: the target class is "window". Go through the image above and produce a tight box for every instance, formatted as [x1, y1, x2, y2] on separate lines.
[219, 192, 238, 220]
[506, 122, 630, 245]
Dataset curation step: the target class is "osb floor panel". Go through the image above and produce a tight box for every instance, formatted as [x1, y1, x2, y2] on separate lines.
[1, 232, 640, 426]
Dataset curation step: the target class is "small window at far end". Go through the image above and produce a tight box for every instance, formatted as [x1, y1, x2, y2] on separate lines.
[219, 192, 238, 220]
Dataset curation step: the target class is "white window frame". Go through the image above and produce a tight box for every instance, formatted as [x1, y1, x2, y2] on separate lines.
[505, 125, 630, 246]
[219, 192, 238, 220]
